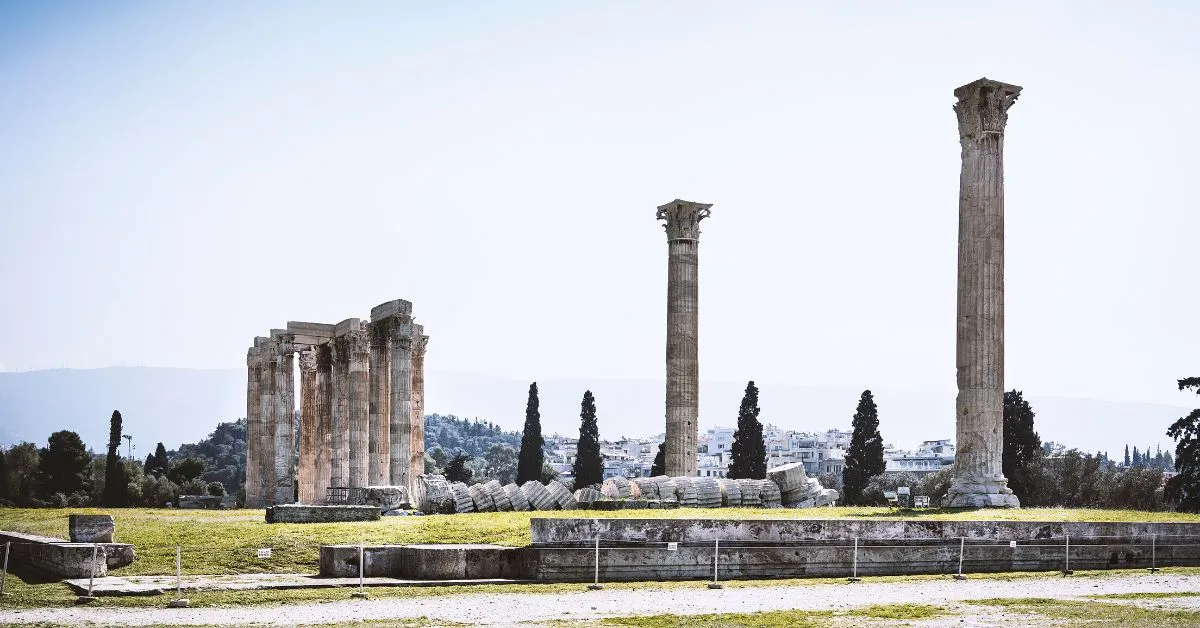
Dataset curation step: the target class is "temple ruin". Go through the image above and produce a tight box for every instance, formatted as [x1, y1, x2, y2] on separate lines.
[244, 299, 429, 507]
[945, 78, 1022, 508]
[657, 199, 712, 477]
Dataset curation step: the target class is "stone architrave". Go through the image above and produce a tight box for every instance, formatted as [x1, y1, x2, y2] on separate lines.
[367, 320, 391, 487]
[314, 343, 334, 503]
[330, 332, 352, 491]
[347, 325, 371, 489]
[272, 331, 296, 505]
[244, 343, 262, 508]
[945, 77, 1022, 509]
[258, 336, 278, 506]
[656, 199, 712, 477]
[297, 349, 317, 504]
[410, 325, 428, 484]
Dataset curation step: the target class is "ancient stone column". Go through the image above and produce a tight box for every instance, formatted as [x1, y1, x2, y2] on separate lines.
[244, 343, 262, 508]
[657, 199, 711, 478]
[368, 321, 391, 486]
[330, 332, 351, 491]
[345, 322, 371, 489]
[389, 321, 414, 488]
[297, 349, 317, 504]
[945, 77, 1022, 509]
[273, 331, 296, 505]
[259, 336, 278, 505]
[410, 326, 429, 485]
[314, 343, 333, 503]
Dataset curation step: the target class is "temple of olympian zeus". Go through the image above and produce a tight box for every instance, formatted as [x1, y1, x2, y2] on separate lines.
[656, 77, 1022, 507]
[244, 299, 429, 507]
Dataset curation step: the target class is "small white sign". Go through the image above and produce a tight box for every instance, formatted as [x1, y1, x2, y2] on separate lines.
[1009, 541, 1018, 549]
[666, 542, 679, 551]
[256, 548, 272, 559]
[897, 487, 911, 495]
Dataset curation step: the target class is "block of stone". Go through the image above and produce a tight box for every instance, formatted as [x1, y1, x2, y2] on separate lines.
[469, 483, 496, 512]
[484, 480, 512, 511]
[265, 504, 381, 523]
[575, 487, 604, 503]
[623, 500, 649, 510]
[521, 481, 557, 511]
[69, 514, 115, 543]
[631, 478, 659, 500]
[814, 488, 840, 506]
[415, 475, 456, 514]
[503, 483, 531, 512]
[545, 480, 578, 510]
[357, 486, 411, 511]
[671, 477, 698, 507]
[601, 476, 633, 499]
[694, 477, 722, 508]
[737, 479, 762, 506]
[450, 482, 476, 513]
[766, 462, 809, 494]
[718, 478, 742, 507]
[759, 480, 783, 508]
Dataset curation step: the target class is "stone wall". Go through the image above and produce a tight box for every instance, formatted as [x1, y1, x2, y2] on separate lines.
[0, 530, 136, 579]
[264, 504, 381, 524]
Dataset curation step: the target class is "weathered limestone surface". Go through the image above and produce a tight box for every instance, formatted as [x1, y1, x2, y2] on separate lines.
[504, 483, 531, 512]
[410, 326, 428, 487]
[545, 480, 578, 510]
[272, 332, 296, 505]
[946, 77, 1022, 509]
[414, 474, 456, 514]
[69, 514, 115, 543]
[348, 485, 410, 510]
[451, 482, 476, 513]
[244, 344, 262, 508]
[265, 504, 381, 524]
[347, 325, 370, 489]
[367, 321, 391, 487]
[330, 334, 351, 490]
[297, 349, 317, 504]
[656, 199, 711, 477]
[314, 344, 333, 503]
[520, 481, 556, 511]
[388, 319, 413, 491]
[0, 530, 135, 578]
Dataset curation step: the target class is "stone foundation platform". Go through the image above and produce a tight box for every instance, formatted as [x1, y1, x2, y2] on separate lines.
[0, 530, 136, 579]
[265, 504, 381, 523]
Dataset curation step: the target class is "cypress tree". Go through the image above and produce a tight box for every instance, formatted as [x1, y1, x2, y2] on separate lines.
[650, 443, 666, 477]
[516, 382, 544, 484]
[153, 442, 169, 476]
[572, 390, 603, 488]
[0, 449, 9, 501]
[1124, 444, 1130, 467]
[102, 410, 127, 506]
[727, 381, 766, 479]
[1133, 447, 1141, 467]
[1165, 377, 1200, 511]
[842, 390, 885, 505]
[1002, 390, 1041, 503]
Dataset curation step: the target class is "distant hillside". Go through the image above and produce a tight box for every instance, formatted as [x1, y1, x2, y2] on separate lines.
[0, 367, 1191, 457]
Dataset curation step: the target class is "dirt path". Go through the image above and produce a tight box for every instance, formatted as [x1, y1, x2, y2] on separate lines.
[6, 573, 1200, 626]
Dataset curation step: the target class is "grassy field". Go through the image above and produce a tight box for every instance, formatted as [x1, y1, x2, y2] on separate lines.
[3, 506, 1200, 576]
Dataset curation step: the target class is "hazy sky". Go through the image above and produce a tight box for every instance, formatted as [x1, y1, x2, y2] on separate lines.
[2, 2, 1197, 410]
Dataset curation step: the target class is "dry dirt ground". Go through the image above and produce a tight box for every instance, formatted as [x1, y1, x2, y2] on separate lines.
[4, 572, 1200, 626]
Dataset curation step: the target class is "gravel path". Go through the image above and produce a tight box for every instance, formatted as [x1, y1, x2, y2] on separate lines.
[6, 573, 1200, 626]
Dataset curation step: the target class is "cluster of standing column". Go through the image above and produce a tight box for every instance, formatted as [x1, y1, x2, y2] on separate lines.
[244, 299, 430, 507]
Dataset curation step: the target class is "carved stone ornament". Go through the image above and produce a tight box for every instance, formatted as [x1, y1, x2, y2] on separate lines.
[953, 78, 1021, 139]
[656, 199, 713, 241]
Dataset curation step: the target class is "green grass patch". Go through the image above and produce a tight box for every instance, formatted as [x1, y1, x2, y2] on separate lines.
[844, 602, 946, 620]
[967, 597, 1200, 626]
[1089, 591, 1200, 600]
[598, 609, 835, 627]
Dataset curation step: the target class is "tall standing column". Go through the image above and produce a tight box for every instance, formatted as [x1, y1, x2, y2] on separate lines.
[368, 321, 391, 486]
[273, 332, 296, 505]
[656, 199, 712, 478]
[388, 322, 413, 488]
[945, 77, 1022, 508]
[314, 343, 334, 503]
[259, 337, 278, 505]
[347, 324, 371, 488]
[330, 333, 351, 490]
[409, 325, 428, 484]
[244, 344, 262, 508]
[297, 349, 317, 503]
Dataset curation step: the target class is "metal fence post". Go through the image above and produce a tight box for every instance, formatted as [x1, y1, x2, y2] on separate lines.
[1148, 532, 1159, 573]
[708, 539, 723, 589]
[75, 543, 98, 604]
[168, 545, 189, 607]
[587, 537, 603, 590]
[1, 541, 10, 597]
[1061, 534, 1073, 576]
[953, 537, 967, 580]
[847, 537, 861, 583]
[351, 544, 368, 598]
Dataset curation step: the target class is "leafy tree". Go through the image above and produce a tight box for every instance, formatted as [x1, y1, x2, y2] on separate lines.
[3, 442, 40, 505]
[816, 472, 842, 491]
[102, 410, 127, 506]
[444, 452, 473, 484]
[650, 442, 666, 477]
[38, 430, 92, 499]
[727, 381, 766, 479]
[0, 449, 9, 502]
[1166, 377, 1200, 512]
[152, 443, 170, 476]
[1124, 445, 1130, 467]
[143, 453, 156, 476]
[539, 463, 559, 484]
[842, 390, 885, 505]
[167, 457, 206, 485]
[572, 390, 604, 488]
[171, 421, 243, 493]
[1002, 390, 1041, 503]
[918, 467, 955, 506]
[861, 471, 922, 506]
[481, 444, 518, 485]
[206, 481, 227, 497]
[517, 382, 544, 484]
[1133, 447, 1141, 467]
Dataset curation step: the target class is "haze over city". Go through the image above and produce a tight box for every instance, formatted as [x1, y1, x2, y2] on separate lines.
[1, 3, 1197, 451]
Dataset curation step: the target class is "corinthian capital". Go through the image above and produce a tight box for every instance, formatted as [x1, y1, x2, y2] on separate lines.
[656, 199, 712, 241]
[298, 349, 317, 373]
[953, 77, 1021, 139]
[412, 325, 429, 358]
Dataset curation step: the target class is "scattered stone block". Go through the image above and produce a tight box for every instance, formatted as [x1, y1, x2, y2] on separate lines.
[631, 478, 659, 500]
[69, 515, 115, 543]
[485, 481, 512, 512]
[504, 483, 531, 512]
[265, 505, 381, 523]
[521, 481, 557, 510]
[545, 480, 577, 510]
[718, 478, 742, 507]
[601, 477, 633, 499]
[415, 475, 456, 514]
[671, 477, 698, 507]
[468, 484, 496, 512]
[574, 487, 604, 503]
[352, 486, 410, 511]
[450, 482, 476, 513]
[767, 462, 809, 495]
